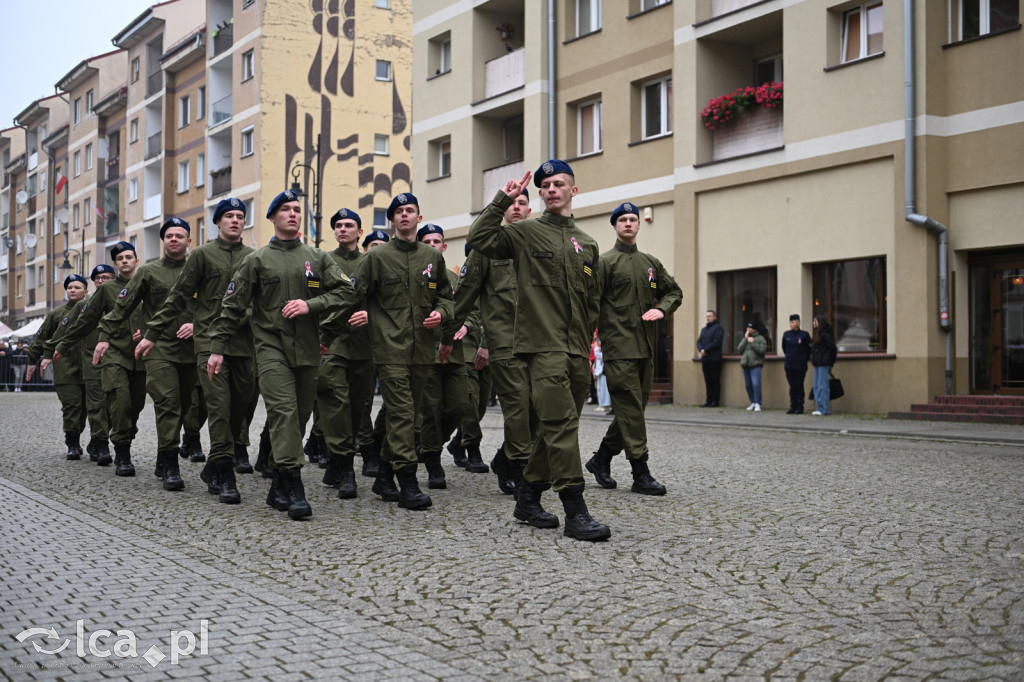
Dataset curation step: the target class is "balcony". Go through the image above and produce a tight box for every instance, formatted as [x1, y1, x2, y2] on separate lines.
[483, 47, 525, 100]
[711, 107, 783, 162]
[146, 71, 163, 98]
[106, 156, 120, 182]
[210, 94, 232, 126]
[28, 289, 36, 306]
[210, 166, 231, 197]
[710, 0, 761, 17]
[482, 160, 524, 210]
[213, 25, 233, 57]
[146, 132, 162, 160]
[1, 253, 7, 270]
[144, 193, 162, 220]
[27, 195, 37, 214]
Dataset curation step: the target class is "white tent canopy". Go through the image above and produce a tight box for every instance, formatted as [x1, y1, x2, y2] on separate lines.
[9, 317, 45, 338]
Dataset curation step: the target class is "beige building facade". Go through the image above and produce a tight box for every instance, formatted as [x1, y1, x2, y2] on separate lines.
[412, 0, 1024, 412]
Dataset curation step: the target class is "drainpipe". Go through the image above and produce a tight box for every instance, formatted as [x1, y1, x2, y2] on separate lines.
[904, 0, 953, 395]
[547, 0, 556, 159]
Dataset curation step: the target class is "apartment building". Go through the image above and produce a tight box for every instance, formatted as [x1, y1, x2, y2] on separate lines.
[411, 0, 1024, 412]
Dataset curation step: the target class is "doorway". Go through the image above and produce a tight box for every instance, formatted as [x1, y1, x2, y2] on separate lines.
[968, 250, 1024, 394]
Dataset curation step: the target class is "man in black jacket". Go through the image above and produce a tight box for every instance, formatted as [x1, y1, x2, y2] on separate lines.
[781, 314, 812, 414]
[697, 310, 724, 407]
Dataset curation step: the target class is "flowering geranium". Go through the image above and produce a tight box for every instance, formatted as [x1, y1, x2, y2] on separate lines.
[700, 81, 783, 130]
[755, 81, 783, 108]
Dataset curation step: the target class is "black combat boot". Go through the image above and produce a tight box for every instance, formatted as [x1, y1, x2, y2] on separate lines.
[490, 444, 516, 495]
[217, 459, 241, 504]
[255, 430, 273, 478]
[322, 455, 342, 487]
[65, 431, 83, 460]
[585, 442, 618, 489]
[371, 462, 399, 502]
[113, 442, 135, 477]
[200, 459, 222, 494]
[316, 435, 329, 469]
[159, 449, 185, 491]
[464, 441, 489, 473]
[559, 485, 611, 541]
[303, 433, 320, 465]
[421, 451, 447, 490]
[446, 433, 468, 468]
[265, 469, 290, 511]
[629, 455, 667, 496]
[86, 438, 100, 461]
[233, 443, 254, 474]
[336, 456, 357, 500]
[95, 440, 112, 467]
[513, 480, 560, 529]
[395, 464, 432, 510]
[187, 432, 205, 463]
[360, 439, 381, 478]
[281, 468, 312, 520]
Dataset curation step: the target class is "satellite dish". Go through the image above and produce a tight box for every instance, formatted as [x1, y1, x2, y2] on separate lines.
[56, 208, 69, 224]
[25, 234, 38, 248]
[4, 237, 15, 249]
[15, 190, 28, 205]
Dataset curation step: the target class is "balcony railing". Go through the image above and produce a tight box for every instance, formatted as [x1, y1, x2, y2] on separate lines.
[483, 47, 525, 100]
[210, 166, 232, 197]
[210, 95, 232, 126]
[710, 0, 761, 16]
[144, 194, 162, 220]
[106, 157, 120, 182]
[146, 71, 163, 97]
[482, 160, 525, 210]
[213, 25, 233, 56]
[0, 253, 7, 270]
[711, 107, 783, 162]
[27, 195, 36, 214]
[28, 289, 36, 306]
[146, 132, 162, 160]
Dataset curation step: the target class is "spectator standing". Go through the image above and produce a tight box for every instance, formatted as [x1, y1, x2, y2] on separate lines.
[810, 315, 838, 415]
[781, 314, 812, 414]
[738, 322, 767, 411]
[697, 311, 724, 407]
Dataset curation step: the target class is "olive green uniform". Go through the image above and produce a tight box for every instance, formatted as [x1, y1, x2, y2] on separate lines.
[467, 192, 600, 492]
[209, 237, 359, 471]
[144, 237, 256, 466]
[57, 274, 147, 446]
[344, 238, 454, 470]
[596, 241, 682, 459]
[102, 256, 195, 454]
[28, 303, 85, 434]
[47, 299, 108, 446]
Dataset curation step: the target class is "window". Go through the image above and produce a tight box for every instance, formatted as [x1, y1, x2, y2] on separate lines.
[84, 198, 92, 225]
[842, 3, 884, 62]
[130, 118, 139, 143]
[429, 33, 452, 76]
[244, 199, 254, 228]
[376, 0, 390, 7]
[641, 0, 670, 9]
[40, 170, 46, 192]
[956, 0, 1019, 40]
[28, 218, 36, 235]
[755, 55, 783, 85]
[179, 95, 191, 128]
[28, 174, 37, 196]
[376, 60, 392, 81]
[197, 86, 206, 120]
[86, 144, 93, 171]
[129, 177, 139, 202]
[73, 151, 81, 177]
[716, 267, 777, 354]
[241, 126, 254, 157]
[74, 98, 82, 125]
[374, 208, 387, 228]
[577, 0, 602, 36]
[73, 204, 81, 231]
[641, 76, 672, 140]
[577, 99, 602, 156]
[131, 57, 140, 83]
[242, 50, 255, 81]
[86, 89, 93, 114]
[196, 153, 205, 187]
[813, 257, 887, 352]
[374, 134, 389, 155]
[430, 137, 451, 179]
[503, 116, 524, 162]
[178, 160, 190, 193]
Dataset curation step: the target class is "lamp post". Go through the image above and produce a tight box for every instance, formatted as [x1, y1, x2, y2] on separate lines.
[59, 222, 83, 275]
[289, 133, 323, 249]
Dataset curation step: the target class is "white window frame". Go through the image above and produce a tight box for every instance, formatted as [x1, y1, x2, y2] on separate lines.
[241, 126, 254, 157]
[641, 76, 672, 140]
[196, 153, 205, 187]
[197, 86, 206, 120]
[73, 204, 80, 230]
[73, 98, 82, 125]
[576, 99, 602, 157]
[86, 89, 93, 115]
[956, 0, 1016, 40]
[641, 0, 669, 10]
[375, 60, 392, 82]
[438, 138, 451, 178]
[84, 197, 92, 225]
[86, 144, 93, 171]
[131, 57, 140, 83]
[179, 95, 191, 128]
[243, 199, 255, 228]
[178, 160, 190, 194]
[440, 39, 451, 74]
[130, 118, 139, 143]
[129, 177, 139, 202]
[242, 50, 255, 81]
[576, 0, 602, 37]
[374, 134, 389, 155]
[841, 2, 884, 63]
[376, 0, 390, 7]
[373, 208, 387, 228]
[73, 151, 81, 177]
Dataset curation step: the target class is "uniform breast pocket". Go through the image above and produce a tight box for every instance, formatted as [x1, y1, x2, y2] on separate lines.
[380, 276, 406, 310]
[491, 260, 516, 293]
[612, 277, 636, 308]
[259, 275, 282, 307]
[529, 251, 563, 288]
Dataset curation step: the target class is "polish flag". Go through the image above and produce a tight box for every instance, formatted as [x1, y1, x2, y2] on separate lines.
[54, 171, 68, 195]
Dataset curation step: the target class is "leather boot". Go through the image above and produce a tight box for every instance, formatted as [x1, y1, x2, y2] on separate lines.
[200, 459, 222, 494]
[371, 461, 399, 502]
[629, 455, 667, 496]
[316, 434, 329, 469]
[464, 441, 489, 474]
[256, 430, 273, 478]
[490, 444, 516, 495]
[217, 459, 241, 504]
[421, 451, 447, 490]
[303, 433, 320, 465]
[265, 469, 290, 511]
[395, 464, 432, 510]
[187, 432, 205, 463]
[160, 449, 185, 491]
[65, 431, 83, 460]
[95, 440, 112, 467]
[585, 442, 618, 489]
[113, 442, 135, 477]
[360, 439, 381, 478]
[447, 433, 467, 468]
[281, 468, 312, 519]
[337, 456, 357, 500]
[322, 455, 342, 488]
[233, 443, 254, 474]
[86, 438, 101, 461]
[559, 485, 611, 541]
[513, 479, 559, 529]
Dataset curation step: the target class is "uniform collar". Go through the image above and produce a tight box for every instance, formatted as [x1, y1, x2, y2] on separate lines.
[391, 238, 418, 253]
[160, 255, 186, 268]
[540, 211, 574, 228]
[115, 273, 131, 285]
[334, 246, 361, 260]
[215, 237, 245, 251]
[613, 240, 638, 254]
[270, 237, 302, 251]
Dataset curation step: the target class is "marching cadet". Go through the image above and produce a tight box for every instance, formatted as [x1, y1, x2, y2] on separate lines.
[449, 190, 533, 495]
[465, 161, 611, 542]
[315, 208, 374, 499]
[136, 198, 257, 505]
[207, 190, 360, 520]
[356, 228, 390, 478]
[56, 242, 146, 477]
[585, 202, 682, 496]
[26, 274, 90, 460]
[341, 193, 453, 510]
[97, 218, 196, 493]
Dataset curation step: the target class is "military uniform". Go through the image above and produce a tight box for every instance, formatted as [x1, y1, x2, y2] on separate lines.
[28, 301, 86, 456]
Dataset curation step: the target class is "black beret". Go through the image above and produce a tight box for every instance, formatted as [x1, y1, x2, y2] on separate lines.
[159, 217, 191, 239]
[361, 230, 390, 248]
[63, 274, 88, 289]
[330, 208, 362, 229]
[110, 241, 136, 259]
[386, 193, 419, 221]
[266, 189, 300, 218]
[214, 197, 246, 224]
[533, 159, 574, 187]
[90, 264, 116, 280]
[416, 223, 444, 241]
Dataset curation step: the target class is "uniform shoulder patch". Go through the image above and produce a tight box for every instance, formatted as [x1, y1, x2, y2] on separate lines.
[459, 265, 468, 278]
[118, 287, 129, 298]
[61, 317, 69, 326]
[226, 281, 236, 295]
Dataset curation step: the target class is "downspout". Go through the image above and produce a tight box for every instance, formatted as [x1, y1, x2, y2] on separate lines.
[904, 0, 953, 395]
[547, 0, 557, 159]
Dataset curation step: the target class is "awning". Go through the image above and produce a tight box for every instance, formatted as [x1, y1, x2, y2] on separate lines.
[10, 317, 45, 338]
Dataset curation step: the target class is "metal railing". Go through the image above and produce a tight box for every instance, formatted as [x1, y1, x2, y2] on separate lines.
[146, 132, 162, 160]
[213, 26, 233, 56]
[210, 167, 232, 197]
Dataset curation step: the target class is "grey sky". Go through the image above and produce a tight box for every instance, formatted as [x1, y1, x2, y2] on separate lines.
[0, 0, 154, 128]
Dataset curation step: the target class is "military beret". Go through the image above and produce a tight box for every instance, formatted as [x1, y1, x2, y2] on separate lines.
[789, 314, 800, 321]
[416, 223, 444, 242]
[520, 187, 529, 199]
[386, 192, 419, 221]
[533, 159, 574, 188]
[465, 243, 472, 257]
[63, 274, 88, 289]
[110, 241, 136, 259]
[266, 189, 300, 218]
[330, 208, 362, 229]
[610, 202, 640, 225]
[214, 197, 246, 224]
[159, 217, 191, 239]
[90, 264, 116, 281]
[361, 229, 390, 248]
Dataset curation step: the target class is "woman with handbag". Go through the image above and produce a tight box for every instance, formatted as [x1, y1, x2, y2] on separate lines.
[810, 315, 837, 415]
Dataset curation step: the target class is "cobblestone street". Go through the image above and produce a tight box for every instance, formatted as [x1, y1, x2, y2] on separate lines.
[2, 392, 1023, 680]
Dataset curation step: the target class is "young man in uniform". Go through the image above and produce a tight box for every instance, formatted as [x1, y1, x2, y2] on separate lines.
[55, 242, 146, 477]
[357, 228, 389, 477]
[782, 314, 812, 414]
[586, 202, 682, 495]
[207, 190, 360, 520]
[97, 218, 196, 492]
[136, 199, 256, 504]
[315, 208, 374, 499]
[698, 311, 724, 407]
[466, 161, 611, 542]
[343, 193, 453, 509]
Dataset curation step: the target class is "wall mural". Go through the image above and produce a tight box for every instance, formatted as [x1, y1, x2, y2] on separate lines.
[283, 0, 411, 240]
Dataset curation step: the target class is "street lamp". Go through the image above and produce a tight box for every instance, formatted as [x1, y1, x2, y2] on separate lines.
[289, 133, 323, 248]
[58, 211, 83, 275]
